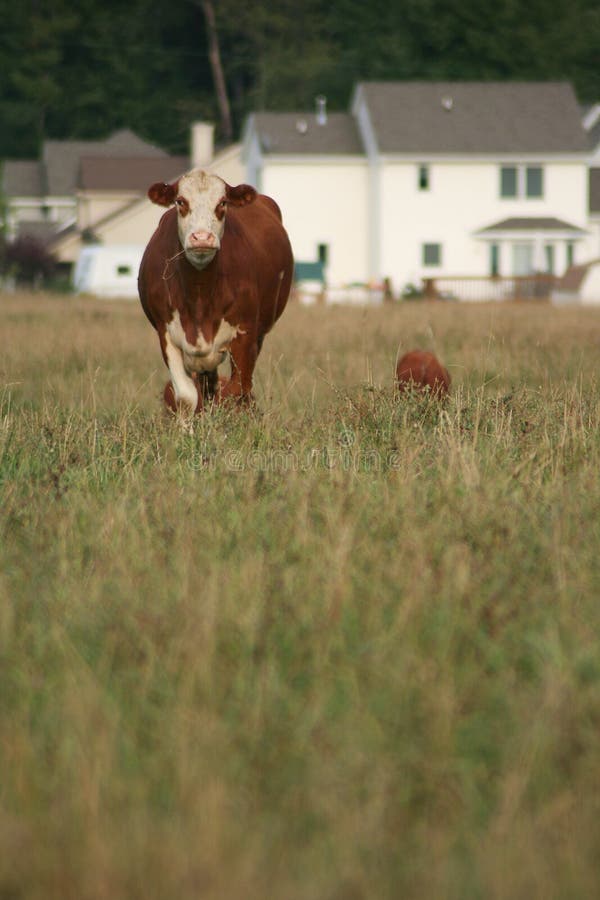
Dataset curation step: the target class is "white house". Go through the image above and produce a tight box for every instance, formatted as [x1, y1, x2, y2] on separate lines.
[244, 107, 368, 288]
[243, 82, 596, 299]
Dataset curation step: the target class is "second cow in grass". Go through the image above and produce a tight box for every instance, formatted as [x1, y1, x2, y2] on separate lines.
[395, 350, 451, 398]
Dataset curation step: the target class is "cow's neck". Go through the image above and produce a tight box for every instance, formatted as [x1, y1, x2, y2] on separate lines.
[176, 252, 219, 313]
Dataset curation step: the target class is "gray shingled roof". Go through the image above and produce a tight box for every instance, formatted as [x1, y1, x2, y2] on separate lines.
[79, 155, 189, 191]
[477, 217, 586, 233]
[2, 160, 44, 197]
[358, 82, 589, 154]
[102, 129, 167, 156]
[252, 112, 363, 155]
[42, 130, 169, 195]
[590, 169, 600, 214]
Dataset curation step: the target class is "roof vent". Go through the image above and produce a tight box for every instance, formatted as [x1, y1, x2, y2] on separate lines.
[441, 96, 454, 111]
[315, 94, 328, 126]
[296, 119, 308, 135]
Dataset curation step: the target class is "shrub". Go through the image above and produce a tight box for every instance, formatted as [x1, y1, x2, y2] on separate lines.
[3, 234, 56, 286]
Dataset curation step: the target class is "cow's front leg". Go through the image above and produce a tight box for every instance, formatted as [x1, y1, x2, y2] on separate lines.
[219, 330, 258, 404]
[160, 330, 202, 415]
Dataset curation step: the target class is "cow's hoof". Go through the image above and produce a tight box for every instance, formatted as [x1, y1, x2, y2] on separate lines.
[218, 383, 254, 407]
[163, 381, 203, 414]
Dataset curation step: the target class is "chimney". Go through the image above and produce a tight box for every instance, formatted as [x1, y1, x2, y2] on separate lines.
[191, 122, 215, 169]
[315, 95, 327, 126]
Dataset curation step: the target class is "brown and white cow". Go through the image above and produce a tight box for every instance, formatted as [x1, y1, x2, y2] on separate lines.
[138, 169, 293, 412]
[395, 350, 451, 398]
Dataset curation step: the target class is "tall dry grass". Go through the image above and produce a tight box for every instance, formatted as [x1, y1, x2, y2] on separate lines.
[2, 292, 600, 898]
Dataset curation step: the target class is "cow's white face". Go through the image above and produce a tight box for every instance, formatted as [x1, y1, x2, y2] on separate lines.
[148, 169, 257, 271]
[175, 171, 227, 269]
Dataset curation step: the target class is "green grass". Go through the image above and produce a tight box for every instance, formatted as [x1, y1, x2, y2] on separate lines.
[2, 292, 600, 898]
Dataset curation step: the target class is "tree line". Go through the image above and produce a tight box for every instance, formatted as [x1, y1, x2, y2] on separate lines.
[1, 0, 599, 159]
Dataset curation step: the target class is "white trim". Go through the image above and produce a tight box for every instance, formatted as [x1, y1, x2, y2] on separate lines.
[257, 155, 367, 166]
[8, 196, 76, 209]
[378, 153, 589, 164]
[351, 86, 381, 280]
[477, 229, 587, 241]
[583, 104, 600, 131]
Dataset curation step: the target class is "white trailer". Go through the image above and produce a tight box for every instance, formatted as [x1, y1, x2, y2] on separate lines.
[72, 245, 144, 298]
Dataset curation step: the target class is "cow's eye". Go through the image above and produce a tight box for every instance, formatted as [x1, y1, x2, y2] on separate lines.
[175, 197, 188, 214]
[216, 199, 227, 219]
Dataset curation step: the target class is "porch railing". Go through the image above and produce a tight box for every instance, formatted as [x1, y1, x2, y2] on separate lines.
[420, 274, 557, 302]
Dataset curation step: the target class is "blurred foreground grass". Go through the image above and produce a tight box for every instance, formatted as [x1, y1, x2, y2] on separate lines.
[1, 293, 600, 898]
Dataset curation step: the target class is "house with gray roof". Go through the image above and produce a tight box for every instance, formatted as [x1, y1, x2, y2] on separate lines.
[243, 81, 597, 299]
[1, 128, 184, 254]
[1, 122, 247, 298]
[244, 106, 369, 291]
[19, 123, 244, 297]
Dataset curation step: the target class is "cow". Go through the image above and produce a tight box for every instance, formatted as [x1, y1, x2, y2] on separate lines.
[395, 350, 451, 398]
[138, 168, 293, 413]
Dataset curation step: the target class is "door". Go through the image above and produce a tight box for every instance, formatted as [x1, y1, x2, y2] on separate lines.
[512, 243, 534, 276]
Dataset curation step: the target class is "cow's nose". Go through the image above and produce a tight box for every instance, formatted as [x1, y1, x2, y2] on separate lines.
[189, 231, 216, 249]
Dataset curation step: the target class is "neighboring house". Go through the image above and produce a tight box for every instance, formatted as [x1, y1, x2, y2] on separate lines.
[554, 164, 600, 305]
[582, 103, 600, 262]
[2, 129, 172, 243]
[52, 152, 189, 269]
[589, 168, 600, 259]
[243, 82, 595, 297]
[2, 123, 245, 295]
[52, 124, 244, 295]
[64, 132, 246, 298]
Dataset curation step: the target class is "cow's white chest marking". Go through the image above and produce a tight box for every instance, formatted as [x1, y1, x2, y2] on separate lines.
[166, 310, 240, 373]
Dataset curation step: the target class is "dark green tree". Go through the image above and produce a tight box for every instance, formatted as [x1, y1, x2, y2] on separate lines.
[1, 0, 599, 159]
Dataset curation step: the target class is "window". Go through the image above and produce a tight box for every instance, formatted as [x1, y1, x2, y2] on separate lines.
[500, 165, 544, 199]
[418, 165, 430, 191]
[423, 243, 441, 266]
[566, 241, 575, 268]
[526, 167, 543, 198]
[500, 167, 517, 197]
[317, 243, 328, 265]
[544, 244, 555, 274]
[490, 243, 500, 277]
[117, 265, 132, 276]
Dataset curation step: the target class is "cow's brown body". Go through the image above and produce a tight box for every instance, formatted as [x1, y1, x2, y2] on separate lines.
[395, 350, 451, 398]
[138, 177, 293, 411]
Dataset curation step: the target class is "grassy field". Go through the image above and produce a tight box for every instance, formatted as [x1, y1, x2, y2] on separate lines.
[2, 291, 600, 899]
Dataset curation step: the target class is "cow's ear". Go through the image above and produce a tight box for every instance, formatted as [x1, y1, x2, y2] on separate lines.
[225, 183, 257, 207]
[148, 181, 178, 207]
